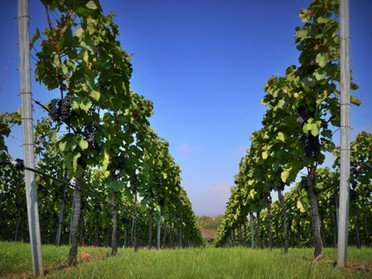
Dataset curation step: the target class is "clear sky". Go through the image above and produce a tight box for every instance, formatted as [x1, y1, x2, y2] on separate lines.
[1, 0, 371, 217]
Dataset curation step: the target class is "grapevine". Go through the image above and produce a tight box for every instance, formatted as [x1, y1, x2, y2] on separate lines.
[47, 95, 71, 124]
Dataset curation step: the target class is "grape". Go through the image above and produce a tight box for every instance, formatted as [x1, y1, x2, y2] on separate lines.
[48, 96, 71, 123]
[297, 106, 308, 126]
[84, 123, 97, 143]
[300, 133, 320, 157]
[60, 95, 71, 122]
[297, 106, 308, 120]
[296, 116, 305, 125]
[48, 102, 60, 121]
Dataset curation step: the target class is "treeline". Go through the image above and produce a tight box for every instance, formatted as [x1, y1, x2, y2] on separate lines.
[0, 0, 202, 266]
[198, 215, 223, 234]
[215, 0, 371, 258]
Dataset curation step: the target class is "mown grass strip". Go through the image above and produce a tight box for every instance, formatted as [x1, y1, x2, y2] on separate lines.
[1, 242, 371, 279]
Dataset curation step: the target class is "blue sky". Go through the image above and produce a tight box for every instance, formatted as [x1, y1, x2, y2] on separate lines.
[1, 0, 371, 217]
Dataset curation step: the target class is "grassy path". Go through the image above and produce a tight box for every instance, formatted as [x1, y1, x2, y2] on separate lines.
[1, 242, 371, 278]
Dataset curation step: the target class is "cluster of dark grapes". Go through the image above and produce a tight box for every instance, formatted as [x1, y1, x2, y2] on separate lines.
[60, 95, 71, 122]
[84, 123, 102, 153]
[300, 134, 320, 157]
[296, 106, 309, 125]
[84, 123, 97, 143]
[48, 102, 60, 122]
[48, 95, 71, 123]
[297, 105, 319, 157]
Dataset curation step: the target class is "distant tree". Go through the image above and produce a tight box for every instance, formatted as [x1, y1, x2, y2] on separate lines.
[198, 215, 222, 232]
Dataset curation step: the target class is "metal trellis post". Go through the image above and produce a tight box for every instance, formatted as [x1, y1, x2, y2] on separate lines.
[337, 0, 351, 268]
[18, 0, 43, 275]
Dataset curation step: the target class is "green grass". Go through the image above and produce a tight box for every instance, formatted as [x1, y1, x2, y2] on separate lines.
[1, 242, 371, 278]
[0, 242, 111, 278]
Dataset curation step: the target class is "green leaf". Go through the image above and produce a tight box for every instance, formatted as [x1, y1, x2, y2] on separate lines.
[350, 83, 359, 91]
[316, 17, 329, 24]
[280, 163, 294, 183]
[86, 0, 98, 10]
[316, 90, 328, 106]
[60, 64, 69, 76]
[273, 161, 279, 172]
[108, 181, 123, 192]
[249, 189, 256, 199]
[83, 50, 89, 63]
[262, 150, 268, 160]
[299, 9, 310, 23]
[301, 77, 315, 88]
[52, 53, 60, 67]
[277, 99, 286, 109]
[281, 169, 290, 183]
[30, 28, 40, 48]
[122, 186, 132, 198]
[314, 68, 325, 81]
[75, 28, 84, 39]
[71, 100, 79, 110]
[302, 118, 319, 137]
[59, 136, 76, 152]
[87, 17, 97, 35]
[79, 97, 93, 112]
[316, 53, 328, 68]
[310, 123, 319, 137]
[78, 138, 89, 150]
[72, 152, 81, 172]
[295, 29, 308, 41]
[91, 90, 101, 101]
[76, 7, 94, 17]
[297, 200, 306, 213]
[351, 95, 362, 106]
[59, 140, 67, 152]
[276, 132, 285, 142]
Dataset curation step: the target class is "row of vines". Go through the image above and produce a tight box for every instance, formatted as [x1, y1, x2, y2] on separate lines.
[0, 0, 203, 266]
[214, 0, 371, 258]
[215, 132, 371, 250]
